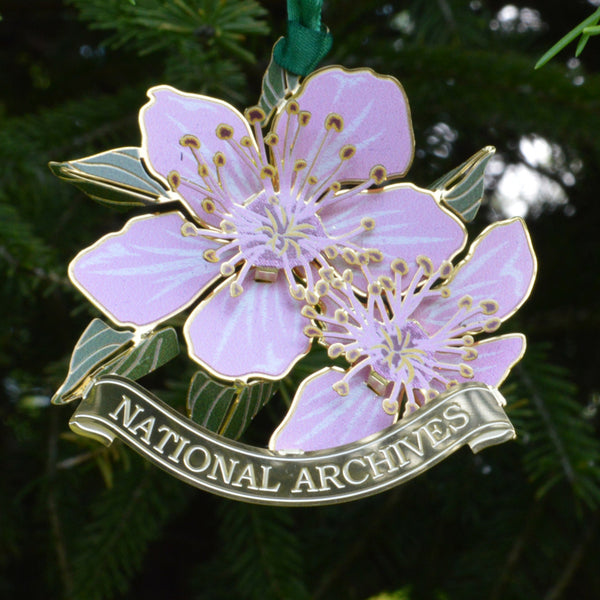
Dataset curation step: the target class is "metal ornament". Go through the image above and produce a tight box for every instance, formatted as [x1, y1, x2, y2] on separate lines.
[51, 48, 537, 505]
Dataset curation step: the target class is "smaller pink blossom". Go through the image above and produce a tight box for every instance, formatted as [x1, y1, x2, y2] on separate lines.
[270, 218, 537, 452]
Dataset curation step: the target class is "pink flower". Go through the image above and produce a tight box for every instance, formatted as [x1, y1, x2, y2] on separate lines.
[270, 218, 537, 451]
[69, 67, 465, 382]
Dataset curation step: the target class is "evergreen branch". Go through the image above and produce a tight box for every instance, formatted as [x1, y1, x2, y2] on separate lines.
[69, 0, 269, 62]
[518, 365, 576, 485]
[69, 458, 189, 600]
[0, 195, 62, 287]
[313, 490, 402, 600]
[217, 502, 310, 600]
[508, 346, 600, 509]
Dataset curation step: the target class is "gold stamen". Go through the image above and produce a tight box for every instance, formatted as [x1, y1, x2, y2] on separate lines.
[303, 325, 323, 338]
[203, 249, 219, 263]
[305, 290, 319, 306]
[265, 133, 279, 146]
[230, 282, 243, 297]
[286, 100, 300, 115]
[220, 263, 235, 277]
[180, 222, 198, 237]
[328, 343, 345, 359]
[213, 152, 226, 167]
[458, 295, 473, 310]
[325, 113, 344, 132]
[463, 347, 478, 361]
[341, 249, 358, 265]
[483, 318, 501, 333]
[290, 285, 306, 300]
[369, 165, 387, 184]
[439, 261, 454, 279]
[298, 111, 311, 126]
[391, 258, 409, 275]
[245, 106, 266, 124]
[367, 249, 384, 263]
[179, 134, 200, 148]
[339, 145, 356, 160]
[480, 299, 499, 315]
[301, 305, 319, 319]
[416, 255, 434, 277]
[335, 309, 349, 324]
[220, 220, 236, 234]
[324, 246, 338, 259]
[260, 165, 277, 179]
[459, 364, 475, 379]
[201, 198, 216, 214]
[368, 282, 382, 295]
[216, 124, 234, 140]
[332, 381, 349, 396]
[167, 170, 181, 189]
[361, 217, 375, 231]
[294, 159, 307, 171]
[379, 276, 394, 290]
[315, 280, 330, 297]
[346, 349, 361, 363]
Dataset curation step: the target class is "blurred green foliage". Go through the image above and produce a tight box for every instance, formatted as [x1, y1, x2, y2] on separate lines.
[1, 1, 599, 599]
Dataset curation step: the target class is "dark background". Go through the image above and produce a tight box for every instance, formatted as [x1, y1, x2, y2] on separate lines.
[1, 1, 599, 599]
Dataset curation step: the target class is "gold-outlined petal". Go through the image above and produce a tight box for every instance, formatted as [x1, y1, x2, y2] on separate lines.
[68, 211, 224, 332]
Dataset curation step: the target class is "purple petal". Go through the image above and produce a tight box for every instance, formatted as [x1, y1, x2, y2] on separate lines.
[270, 366, 395, 451]
[69, 212, 221, 328]
[274, 67, 413, 187]
[412, 218, 537, 333]
[319, 184, 466, 291]
[185, 274, 311, 381]
[140, 86, 262, 225]
[435, 334, 526, 387]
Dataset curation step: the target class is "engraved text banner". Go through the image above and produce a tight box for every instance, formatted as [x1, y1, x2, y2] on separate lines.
[70, 375, 516, 506]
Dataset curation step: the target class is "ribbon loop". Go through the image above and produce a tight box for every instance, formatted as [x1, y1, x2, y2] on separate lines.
[274, 0, 332, 76]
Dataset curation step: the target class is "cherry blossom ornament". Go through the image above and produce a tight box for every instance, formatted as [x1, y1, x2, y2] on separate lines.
[50, 17, 534, 504]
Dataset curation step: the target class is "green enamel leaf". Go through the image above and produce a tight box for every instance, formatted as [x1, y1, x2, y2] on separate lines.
[49, 147, 175, 208]
[188, 370, 275, 440]
[53, 321, 180, 405]
[102, 327, 180, 381]
[52, 319, 134, 404]
[431, 146, 495, 222]
[258, 39, 301, 119]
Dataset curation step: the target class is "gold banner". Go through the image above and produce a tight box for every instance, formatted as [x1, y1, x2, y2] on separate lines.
[70, 375, 515, 506]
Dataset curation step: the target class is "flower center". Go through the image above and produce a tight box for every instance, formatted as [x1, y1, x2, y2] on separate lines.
[370, 320, 430, 382]
[236, 191, 329, 271]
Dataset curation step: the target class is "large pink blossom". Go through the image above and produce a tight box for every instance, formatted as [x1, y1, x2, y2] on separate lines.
[69, 67, 466, 382]
[270, 218, 537, 451]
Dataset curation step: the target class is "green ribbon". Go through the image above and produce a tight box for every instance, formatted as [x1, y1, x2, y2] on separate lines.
[273, 0, 332, 77]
